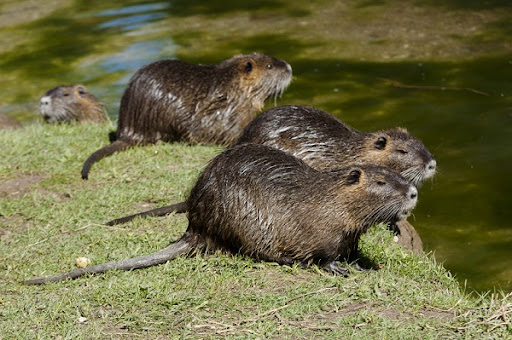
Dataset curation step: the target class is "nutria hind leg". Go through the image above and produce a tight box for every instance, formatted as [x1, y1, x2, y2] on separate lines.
[350, 261, 370, 272]
[255, 253, 295, 267]
[323, 261, 350, 277]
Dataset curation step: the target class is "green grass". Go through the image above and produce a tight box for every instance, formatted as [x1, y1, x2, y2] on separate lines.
[1, 123, 511, 339]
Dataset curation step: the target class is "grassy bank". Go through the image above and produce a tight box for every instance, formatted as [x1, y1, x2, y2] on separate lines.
[0, 123, 510, 339]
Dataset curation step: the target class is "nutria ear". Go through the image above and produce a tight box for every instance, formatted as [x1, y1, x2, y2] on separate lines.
[76, 85, 87, 97]
[374, 136, 387, 150]
[244, 61, 253, 74]
[346, 169, 361, 185]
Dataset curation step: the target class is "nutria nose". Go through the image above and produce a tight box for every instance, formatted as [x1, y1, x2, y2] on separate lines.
[40, 96, 50, 106]
[426, 159, 437, 172]
[408, 186, 418, 200]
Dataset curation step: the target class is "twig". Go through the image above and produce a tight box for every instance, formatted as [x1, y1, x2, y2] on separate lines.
[377, 77, 490, 96]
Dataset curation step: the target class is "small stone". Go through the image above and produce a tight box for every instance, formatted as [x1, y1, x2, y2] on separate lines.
[75, 257, 91, 268]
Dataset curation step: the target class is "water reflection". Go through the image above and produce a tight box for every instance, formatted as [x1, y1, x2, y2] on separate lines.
[98, 13, 167, 31]
[96, 3, 170, 17]
[100, 40, 177, 77]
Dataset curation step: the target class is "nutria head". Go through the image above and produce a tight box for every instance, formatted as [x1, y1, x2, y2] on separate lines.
[361, 128, 436, 187]
[335, 165, 418, 230]
[218, 52, 292, 111]
[39, 85, 107, 124]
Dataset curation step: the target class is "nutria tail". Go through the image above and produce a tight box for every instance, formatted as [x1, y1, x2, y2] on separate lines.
[81, 140, 134, 179]
[106, 201, 188, 226]
[23, 237, 192, 285]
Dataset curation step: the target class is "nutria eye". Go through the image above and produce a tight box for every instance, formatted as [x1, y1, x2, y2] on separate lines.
[266, 64, 273, 69]
[375, 136, 387, 150]
[397, 149, 408, 154]
[346, 169, 361, 185]
[244, 61, 253, 73]
[376, 181, 386, 186]
[63, 93, 70, 97]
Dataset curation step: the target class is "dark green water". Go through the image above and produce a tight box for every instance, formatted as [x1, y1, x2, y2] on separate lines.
[1, 0, 511, 292]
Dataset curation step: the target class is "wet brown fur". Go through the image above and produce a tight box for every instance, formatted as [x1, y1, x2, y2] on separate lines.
[81, 53, 292, 179]
[24, 144, 417, 284]
[39, 85, 107, 124]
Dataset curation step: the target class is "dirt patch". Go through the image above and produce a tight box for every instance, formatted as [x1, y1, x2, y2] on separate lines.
[259, 269, 320, 293]
[0, 214, 32, 242]
[369, 305, 453, 322]
[0, 173, 45, 198]
[418, 308, 454, 320]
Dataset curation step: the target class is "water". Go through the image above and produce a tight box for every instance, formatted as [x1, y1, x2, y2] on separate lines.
[1, 0, 511, 292]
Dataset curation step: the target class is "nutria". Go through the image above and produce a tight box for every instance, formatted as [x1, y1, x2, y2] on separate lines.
[23, 144, 417, 284]
[81, 53, 293, 180]
[39, 85, 107, 124]
[238, 105, 436, 187]
[106, 104, 435, 226]
[0, 113, 22, 129]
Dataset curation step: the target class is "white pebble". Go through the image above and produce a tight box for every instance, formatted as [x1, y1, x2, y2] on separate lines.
[75, 257, 91, 268]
